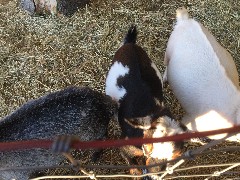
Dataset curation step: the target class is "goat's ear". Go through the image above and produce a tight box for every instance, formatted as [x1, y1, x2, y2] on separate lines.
[124, 116, 152, 129]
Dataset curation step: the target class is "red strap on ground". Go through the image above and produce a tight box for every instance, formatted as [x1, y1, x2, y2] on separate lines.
[0, 125, 239, 152]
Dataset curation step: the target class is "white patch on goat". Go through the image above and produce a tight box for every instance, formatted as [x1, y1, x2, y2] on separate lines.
[149, 116, 184, 160]
[155, 116, 184, 136]
[105, 61, 129, 101]
[150, 141, 175, 160]
[151, 62, 163, 88]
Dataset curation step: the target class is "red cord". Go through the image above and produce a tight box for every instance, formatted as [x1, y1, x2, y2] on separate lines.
[0, 125, 239, 152]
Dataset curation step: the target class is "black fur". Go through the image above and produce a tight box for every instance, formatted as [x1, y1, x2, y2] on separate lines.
[0, 86, 117, 180]
[106, 25, 167, 178]
[124, 25, 137, 44]
[106, 26, 187, 179]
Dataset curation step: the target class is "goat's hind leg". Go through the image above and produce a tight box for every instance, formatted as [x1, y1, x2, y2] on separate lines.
[120, 145, 145, 177]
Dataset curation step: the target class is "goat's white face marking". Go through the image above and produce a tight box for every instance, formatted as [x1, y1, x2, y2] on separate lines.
[157, 116, 184, 136]
[153, 125, 167, 137]
[105, 61, 129, 101]
[151, 62, 163, 88]
[147, 116, 184, 160]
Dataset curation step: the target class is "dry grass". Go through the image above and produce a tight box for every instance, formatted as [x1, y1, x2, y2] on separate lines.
[0, 0, 240, 179]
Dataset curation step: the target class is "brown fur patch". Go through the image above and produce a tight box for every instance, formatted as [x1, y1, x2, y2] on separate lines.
[172, 150, 182, 159]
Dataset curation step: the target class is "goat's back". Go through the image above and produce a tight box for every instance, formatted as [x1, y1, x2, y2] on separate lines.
[0, 86, 117, 180]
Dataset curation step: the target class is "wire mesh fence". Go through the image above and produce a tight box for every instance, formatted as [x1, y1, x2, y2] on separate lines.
[1, 127, 240, 179]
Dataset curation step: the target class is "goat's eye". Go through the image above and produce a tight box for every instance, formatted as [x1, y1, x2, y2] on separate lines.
[159, 129, 166, 134]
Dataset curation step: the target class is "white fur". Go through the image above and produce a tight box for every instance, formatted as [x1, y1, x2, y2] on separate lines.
[150, 141, 175, 160]
[105, 61, 129, 101]
[47, 0, 57, 15]
[149, 116, 184, 160]
[156, 116, 184, 136]
[164, 7, 240, 140]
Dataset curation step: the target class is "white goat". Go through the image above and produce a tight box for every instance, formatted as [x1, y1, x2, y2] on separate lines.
[164, 7, 240, 140]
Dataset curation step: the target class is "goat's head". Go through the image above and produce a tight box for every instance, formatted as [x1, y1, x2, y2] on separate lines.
[125, 115, 186, 161]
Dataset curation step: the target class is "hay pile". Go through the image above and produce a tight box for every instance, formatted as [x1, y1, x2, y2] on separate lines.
[0, 0, 239, 179]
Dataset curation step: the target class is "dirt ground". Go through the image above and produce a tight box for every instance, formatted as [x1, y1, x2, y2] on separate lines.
[0, 0, 240, 179]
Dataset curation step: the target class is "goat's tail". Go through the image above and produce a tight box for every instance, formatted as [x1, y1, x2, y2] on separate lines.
[176, 7, 189, 21]
[124, 25, 137, 44]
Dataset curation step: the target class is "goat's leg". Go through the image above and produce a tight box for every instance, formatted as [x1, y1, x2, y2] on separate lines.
[120, 145, 145, 177]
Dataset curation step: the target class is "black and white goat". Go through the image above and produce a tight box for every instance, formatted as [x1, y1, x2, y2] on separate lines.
[0, 86, 117, 180]
[105, 25, 186, 175]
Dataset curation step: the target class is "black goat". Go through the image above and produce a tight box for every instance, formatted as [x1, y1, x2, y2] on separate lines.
[0, 86, 117, 180]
